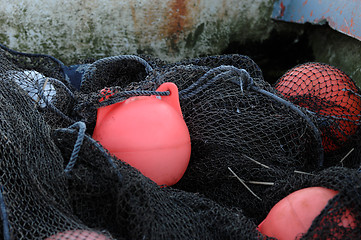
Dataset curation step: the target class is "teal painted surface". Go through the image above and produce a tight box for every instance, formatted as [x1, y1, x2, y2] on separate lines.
[272, 0, 361, 42]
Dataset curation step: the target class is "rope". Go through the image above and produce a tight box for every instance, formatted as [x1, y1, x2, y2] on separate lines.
[0, 185, 10, 240]
[0, 43, 67, 80]
[0, 44, 77, 124]
[64, 122, 86, 176]
[37, 78, 76, 124]
[97, 89, 170, 108]
[179, 64, 325, 166]
[82, 55, 154, 85]
[179, 65, 252, 100]
[38, 77, 75, 100]
[55, 123, 123, 182]
[37, 91, 75, 123]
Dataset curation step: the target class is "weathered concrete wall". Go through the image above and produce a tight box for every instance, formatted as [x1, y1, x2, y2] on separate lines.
[0, 0, 275, 64]
[308, 26, 361, 87]
[2, 0, 360, 87]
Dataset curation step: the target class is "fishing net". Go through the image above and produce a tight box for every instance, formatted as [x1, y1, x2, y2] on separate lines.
[0, 47, 111, 239]
[74, 54, 361, 237]
[0, 42, 361, 240]
[0, 45, 77, 130]
[53, 124, 261, 240]
[0, 46, 265, 239]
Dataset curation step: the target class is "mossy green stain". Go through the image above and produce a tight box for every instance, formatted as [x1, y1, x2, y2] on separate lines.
[185, 23, 205, 49]
[309, 26, 361, 88]
[0, 33, 9, 45]
[0, 0, 283, 64]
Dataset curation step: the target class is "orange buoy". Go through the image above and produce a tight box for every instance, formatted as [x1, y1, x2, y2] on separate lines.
[93, 82, 191, 186]
[275, 63, 361, 152]
[258, 187, 355, 240]
[45, 230, 110, 240]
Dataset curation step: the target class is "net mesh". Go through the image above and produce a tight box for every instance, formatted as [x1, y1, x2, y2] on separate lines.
[0, 43, 361, 239]
[0, 47, 107, 239]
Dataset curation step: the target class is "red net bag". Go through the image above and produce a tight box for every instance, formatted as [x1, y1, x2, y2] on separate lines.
[275, 62, 361, 154]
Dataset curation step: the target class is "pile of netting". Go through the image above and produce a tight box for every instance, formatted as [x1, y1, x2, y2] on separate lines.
[0, 43, 361, 239]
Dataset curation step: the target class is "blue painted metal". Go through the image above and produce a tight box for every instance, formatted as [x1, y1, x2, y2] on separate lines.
[271, 0, 361, 41]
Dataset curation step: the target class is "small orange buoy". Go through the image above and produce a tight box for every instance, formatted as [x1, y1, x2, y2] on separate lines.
[45, 230, 111, 240]
[258, 187, 355, 240]
[275, 63, 361, 152]
[93, 82, 191, 186]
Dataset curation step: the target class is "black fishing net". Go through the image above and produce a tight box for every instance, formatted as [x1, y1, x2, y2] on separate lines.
[0, 45, 76, 129]
[0, 42, 361, 240]
[0, 46, 264, 239]
[53, 124, 261, 240]
[0, 47, 111, 239]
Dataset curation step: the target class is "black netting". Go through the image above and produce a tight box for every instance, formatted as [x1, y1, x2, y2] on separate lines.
[79, 55, 166, 94]
[0, 47, 111, 239]
[1, 43, 361, 240]
[53, 127, 262, 240]
[143, 56, 324, 218]
[0, 45, 76, 129]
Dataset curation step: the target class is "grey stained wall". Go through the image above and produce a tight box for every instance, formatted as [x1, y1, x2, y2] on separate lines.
[309, 26, 361, 87]
[0, 0, 274, 63]
[1, 0, 361, 86]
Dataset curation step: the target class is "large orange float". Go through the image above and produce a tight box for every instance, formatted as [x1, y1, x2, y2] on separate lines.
[93, 82, 191, 186]
[275, 63, 361, 152]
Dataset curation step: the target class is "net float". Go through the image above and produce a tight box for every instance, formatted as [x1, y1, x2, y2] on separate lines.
[275, 63, 361, 152]
[93, 82, 191, 186]
[258, 187, 355, 240]
[45, 230, 111, 240]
